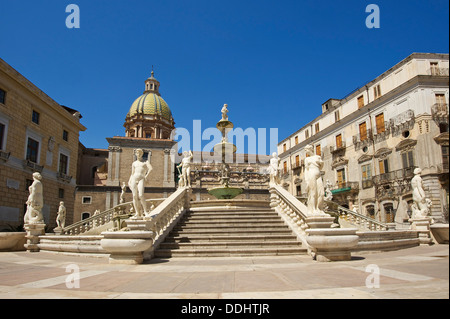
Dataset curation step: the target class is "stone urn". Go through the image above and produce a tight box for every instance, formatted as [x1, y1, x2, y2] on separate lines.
[100, 230, 153, 264]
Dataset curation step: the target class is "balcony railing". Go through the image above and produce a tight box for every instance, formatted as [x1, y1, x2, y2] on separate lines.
[0, 150, 10, 162]
[23, 159, 44, 172]
[372, 166, 416, 185]
[329, 141, 346, 154]
[431, 103, 449, 123]
[330, 181, 359, 194]
[57, 171, 73, 183]
[428, 67, 449, 77]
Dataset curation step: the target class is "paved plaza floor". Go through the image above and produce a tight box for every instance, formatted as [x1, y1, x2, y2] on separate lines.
[0, 245, 448, 300]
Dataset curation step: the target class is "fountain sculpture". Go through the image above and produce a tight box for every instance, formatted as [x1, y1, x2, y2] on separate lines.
[207, 104, 243, 199]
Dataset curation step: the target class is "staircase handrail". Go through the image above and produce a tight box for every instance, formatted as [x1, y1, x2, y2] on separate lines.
[326, 200, 388, 231]
[146, 187, 190, 248]
[62, 198, 165, 235]
[269, 184, 330, 247]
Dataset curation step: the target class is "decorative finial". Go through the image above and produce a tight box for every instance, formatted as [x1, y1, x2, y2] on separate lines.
[151, 65, 154, 77]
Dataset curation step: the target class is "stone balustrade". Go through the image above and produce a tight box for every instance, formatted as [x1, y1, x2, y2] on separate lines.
[334, 204, 388, 231]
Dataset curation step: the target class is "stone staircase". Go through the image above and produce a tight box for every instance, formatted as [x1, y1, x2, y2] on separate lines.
[154, 201, 306, 257]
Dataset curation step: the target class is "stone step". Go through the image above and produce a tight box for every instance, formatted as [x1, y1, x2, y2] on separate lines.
[159, 240, 301, 249]
[174, 222, 287, 229]
[154, 247, 307, 258]
[184, 212, 279, 218]
[165, 234, 299, 242]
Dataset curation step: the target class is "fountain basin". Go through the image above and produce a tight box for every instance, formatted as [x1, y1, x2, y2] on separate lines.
[208, 187, 243, 199]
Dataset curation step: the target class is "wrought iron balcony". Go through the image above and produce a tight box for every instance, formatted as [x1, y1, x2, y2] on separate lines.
[330, 181, 359, 194]
[372, 166, 416, 185]
[0, 150, 10, 162]
[329, 141, 346, 154]
[57, 171, 73, 183]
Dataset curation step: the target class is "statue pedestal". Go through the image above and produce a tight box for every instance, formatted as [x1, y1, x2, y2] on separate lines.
[305, 216, 358, 262]
[24, 223, 45, 252]
[409, 218, 433, 245]
[101, 218, 153, 264]
[53, 226, 63, 235]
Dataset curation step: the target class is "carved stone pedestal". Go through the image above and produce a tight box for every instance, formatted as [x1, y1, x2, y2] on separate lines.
[24, 223, 45, 252]
[53, 227, 63, 235]
[306, 228, 359, 262]
[101, 218, 153, 264]
[409, 218, 434, 245]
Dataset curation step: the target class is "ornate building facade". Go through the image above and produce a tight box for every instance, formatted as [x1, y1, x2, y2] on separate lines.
[278, 53, 449, 225]
[0, 58, 86, 231]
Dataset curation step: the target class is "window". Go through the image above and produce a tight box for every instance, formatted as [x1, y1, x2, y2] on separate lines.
[58, 188, 65, 199]
[295, 136, 298, 145]
[82, 196, 92, 204]
[63, 130, 69, 141]
[26, 138, 39, 163]
[442, 146, 449, 171]
[0, 88, 5, 104]
[337, 168, 346, 188]
[81, 212, 90, 219]
[359, 122, 367, 141]
[315, 144, 321, 156]
[59, 153, 69, 175]
[379, 158, 389, 174]
[357, 95, 364, 109]
[401, 150, 414, 169]
[384, 203, 395, 223]
[25, 179, 33, 191]
[373, 85, 381, 99]
[283, 143, 286, 152]
[336, 134, 342, 149]
[0, 123, 4, 150]
[375, 113, 385, 134]
[335, 110, 340, 122]
[296, 185, 301, 197]
[435, 93, 446, 106]
[361, 163, 373, 188]
[32, 110, 40, 124]
[91, 166, 98, 178]
[295, 155, 300, 167]
[366, 205, 375, 217]
[283, 161, 287, 174]
[315, 123, 320, 134]
[305, 130, 309, 139]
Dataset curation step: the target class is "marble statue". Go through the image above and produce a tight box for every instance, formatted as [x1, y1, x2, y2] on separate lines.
[177, 150, 193, 188]
[411, 168, 432, 219]
[120, 182, 126, 204]
[304, 144, 325, 215]
[128, 148, 152, 218]
[24, 172, 44, 224]
[268, 152, 280, 185]
[56, 201, 66, 229]
[324, 180, 333, 201]
[221, 104, 229, 121]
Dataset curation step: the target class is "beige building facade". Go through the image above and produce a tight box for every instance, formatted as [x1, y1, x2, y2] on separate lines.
[278, 53, 449, 225]
[0, 58, 86, 231]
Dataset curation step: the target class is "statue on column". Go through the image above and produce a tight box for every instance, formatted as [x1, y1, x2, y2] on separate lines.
[268, 152, 280, 185]
[304, 144, 325, 215]
[24, 172, 45, 224]
[177, 150, 193, 188]
[221, 104, 229, 121]
[128, 149, 152, 218]
[411, 168, 433, 220]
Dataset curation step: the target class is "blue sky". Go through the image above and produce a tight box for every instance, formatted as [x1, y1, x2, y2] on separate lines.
[0, 0, 448, 154]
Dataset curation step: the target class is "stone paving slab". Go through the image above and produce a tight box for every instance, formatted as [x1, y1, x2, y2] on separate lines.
[0, 245, 447, 300]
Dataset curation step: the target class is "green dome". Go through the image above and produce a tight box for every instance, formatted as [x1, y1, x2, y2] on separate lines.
[128, 92, 173, 121]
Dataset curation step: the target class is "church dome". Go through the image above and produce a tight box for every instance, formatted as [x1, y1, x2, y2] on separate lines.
[124, 70, 175, 140]
[128, 92, 173, 121]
